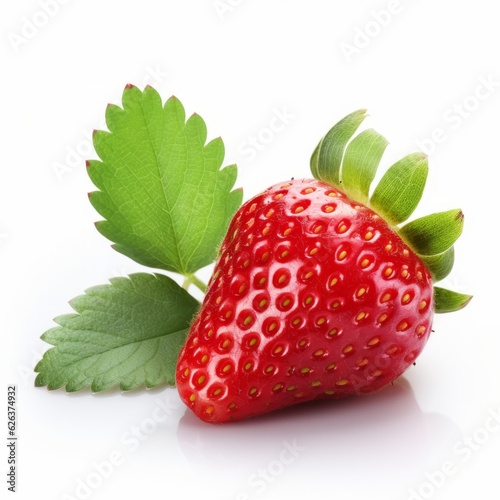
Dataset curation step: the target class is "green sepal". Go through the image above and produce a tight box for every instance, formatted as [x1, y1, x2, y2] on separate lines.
[311, 109, 367, 187]
[398, 209, 464, 256]
[310, 141, 320, 175]
[310, 109, 471, 314]
[419, 247, 454, 283]
[341, 128, 388, 205]
[370, 152, 428, 225]
[434, 286, 473, 313]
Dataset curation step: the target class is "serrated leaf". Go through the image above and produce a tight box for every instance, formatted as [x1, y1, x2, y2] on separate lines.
[87, 85, 243, 275]
[370, 152, 428, 225]
[310, 109, 367, 187]
[340, 128, 388, 204]
[420, 247, 455, 282]
[34, 273, 199, 392]
[434, 286, 473, 313]
[398, 209, 464, 256]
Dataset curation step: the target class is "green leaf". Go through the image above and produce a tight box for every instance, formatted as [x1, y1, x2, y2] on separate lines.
[398, 209, 464, 256]
[340, 128, 388, 204]
[310, 109, 367, 187]
[34, 273, 199, 392]
[87, 85, 243, 275]
[434, 286, 473, 313]
[370, 152, 428, 225]
[419, 247, 455, 282]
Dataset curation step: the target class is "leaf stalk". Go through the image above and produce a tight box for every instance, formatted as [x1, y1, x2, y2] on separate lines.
[183, 273, 207, 294]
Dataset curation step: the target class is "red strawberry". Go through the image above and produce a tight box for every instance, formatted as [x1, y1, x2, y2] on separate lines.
[176, 111, 470, 423]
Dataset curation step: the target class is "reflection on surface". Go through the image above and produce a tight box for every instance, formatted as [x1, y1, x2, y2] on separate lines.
[176, 378, 459, 500]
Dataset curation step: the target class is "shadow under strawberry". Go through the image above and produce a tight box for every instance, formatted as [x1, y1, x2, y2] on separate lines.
[176, 378, 459, 500]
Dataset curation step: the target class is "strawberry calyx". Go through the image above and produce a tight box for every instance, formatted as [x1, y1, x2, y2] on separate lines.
[310, 110, 471, 313]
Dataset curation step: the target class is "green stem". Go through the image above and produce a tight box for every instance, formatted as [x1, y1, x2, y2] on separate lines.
[182, 273, 207, 294]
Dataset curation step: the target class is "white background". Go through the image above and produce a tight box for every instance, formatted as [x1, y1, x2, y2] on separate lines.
[2, 1, 499, 499]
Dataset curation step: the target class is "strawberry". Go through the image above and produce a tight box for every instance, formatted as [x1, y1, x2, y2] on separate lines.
[176, 110, 471, 423]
